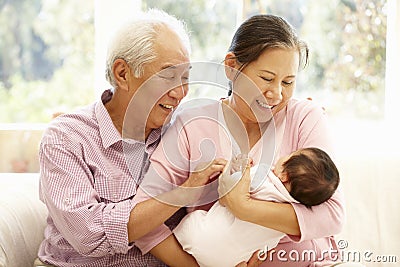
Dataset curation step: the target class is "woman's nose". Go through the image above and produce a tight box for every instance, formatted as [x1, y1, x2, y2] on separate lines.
[265, 84, 283, 105]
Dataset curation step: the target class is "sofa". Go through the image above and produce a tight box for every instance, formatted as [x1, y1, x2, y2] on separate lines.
[0, 173, 47, 267]
[1, 160, 398, 267]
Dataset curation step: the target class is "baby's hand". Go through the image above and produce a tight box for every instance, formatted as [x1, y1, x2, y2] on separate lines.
[230, 155, 254, 174]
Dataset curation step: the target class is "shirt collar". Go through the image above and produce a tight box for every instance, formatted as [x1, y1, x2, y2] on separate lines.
[124, 127, 162, 154]
[96, 89, 168, 150]
[95, 98, 122, 149]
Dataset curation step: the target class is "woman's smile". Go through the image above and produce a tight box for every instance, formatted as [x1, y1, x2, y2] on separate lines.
[256, 99, 275, 109]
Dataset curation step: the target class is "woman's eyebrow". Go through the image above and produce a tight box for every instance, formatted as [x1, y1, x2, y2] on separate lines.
[260, 69, 276, 75]
[260, 69, 296, 78]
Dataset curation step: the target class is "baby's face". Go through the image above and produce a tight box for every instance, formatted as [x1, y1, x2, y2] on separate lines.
[273, 154, 290, 179]
[272, 149, 304, 190]
[273, 149, 305, 178]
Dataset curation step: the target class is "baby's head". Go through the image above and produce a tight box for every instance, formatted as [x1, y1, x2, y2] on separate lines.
[274, 147, 340, 208]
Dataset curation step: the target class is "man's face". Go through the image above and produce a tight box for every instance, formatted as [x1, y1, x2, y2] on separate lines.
[134, 27, 190, 134]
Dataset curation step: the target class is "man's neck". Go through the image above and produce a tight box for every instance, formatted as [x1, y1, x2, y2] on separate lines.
[104, 92, 128, 136]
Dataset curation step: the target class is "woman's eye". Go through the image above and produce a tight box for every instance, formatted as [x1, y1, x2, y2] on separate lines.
[260, 76, 272, 82]
[282, 81, 294, 86]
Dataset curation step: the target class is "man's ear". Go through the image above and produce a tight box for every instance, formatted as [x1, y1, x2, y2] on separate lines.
[112, 59, 130, 91]
[224, 52, 240, 82]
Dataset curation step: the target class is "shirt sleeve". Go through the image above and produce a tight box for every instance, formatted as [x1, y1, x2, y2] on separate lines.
[39, 140, 133, 257]
[286, 101, 346, 242]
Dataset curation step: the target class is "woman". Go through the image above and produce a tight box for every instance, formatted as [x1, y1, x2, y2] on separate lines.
[130, 14, 345, 267]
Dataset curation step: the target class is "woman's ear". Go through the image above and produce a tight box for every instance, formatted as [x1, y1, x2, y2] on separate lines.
[224, 52, 240, 81]
[112, 59, 130, 91]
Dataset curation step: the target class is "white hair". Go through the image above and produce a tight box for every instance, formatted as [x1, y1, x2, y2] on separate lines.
[105, 9, 191, 88]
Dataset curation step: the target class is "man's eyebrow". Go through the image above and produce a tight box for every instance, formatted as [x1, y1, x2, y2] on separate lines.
[161, 64, 192, 70]
[161, 64, 176, 70]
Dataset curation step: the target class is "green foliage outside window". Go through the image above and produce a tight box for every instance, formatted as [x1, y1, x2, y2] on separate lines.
[0, 0, 387, 123]
[0, 0, 94, 122]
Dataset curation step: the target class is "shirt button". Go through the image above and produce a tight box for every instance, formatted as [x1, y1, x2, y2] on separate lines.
[64, 198, 70, 204]
[113, 194, 118, 200]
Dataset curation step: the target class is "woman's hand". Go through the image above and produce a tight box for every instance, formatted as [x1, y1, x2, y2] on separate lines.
[219, 162, 252, 220]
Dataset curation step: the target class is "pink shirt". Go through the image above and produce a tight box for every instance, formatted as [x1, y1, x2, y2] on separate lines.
[37, 91, 171, 267]
[133, 98, 345, 266]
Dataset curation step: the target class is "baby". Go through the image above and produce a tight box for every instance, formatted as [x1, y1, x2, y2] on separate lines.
[173, 147, 340, 267]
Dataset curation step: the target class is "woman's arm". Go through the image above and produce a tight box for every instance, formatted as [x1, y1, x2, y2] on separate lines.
[238, 201, 300, 236]
[221, 101, 345, 239]
[290, 100, 345, 239]
[150, 234, 199, 267]
[128, 158, 226, 241]
[219, 164, 300, 235]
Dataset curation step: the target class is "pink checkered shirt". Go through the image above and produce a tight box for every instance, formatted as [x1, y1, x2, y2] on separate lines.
[37, 90, 177, 267]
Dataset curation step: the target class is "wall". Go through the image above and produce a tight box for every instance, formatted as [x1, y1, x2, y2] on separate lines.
[0, 125, 44, 173]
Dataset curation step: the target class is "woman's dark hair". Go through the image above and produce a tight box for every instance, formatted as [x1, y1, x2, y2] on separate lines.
[227, 14, 309, 96]
[282, 147, 340, 208]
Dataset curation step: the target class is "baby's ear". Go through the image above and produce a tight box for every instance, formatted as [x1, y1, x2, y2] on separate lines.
[279, 172, 290, 183]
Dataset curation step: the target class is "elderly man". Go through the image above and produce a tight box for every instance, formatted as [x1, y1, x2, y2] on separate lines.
[36, 9, 224, 267]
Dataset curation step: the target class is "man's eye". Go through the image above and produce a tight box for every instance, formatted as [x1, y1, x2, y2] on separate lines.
[157, 69, 176, 79]
[158, 74, 175, 79]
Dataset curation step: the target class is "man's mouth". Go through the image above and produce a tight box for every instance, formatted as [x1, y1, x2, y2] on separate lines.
[256, 99, 275, 109]
[159, 103, 174, 110]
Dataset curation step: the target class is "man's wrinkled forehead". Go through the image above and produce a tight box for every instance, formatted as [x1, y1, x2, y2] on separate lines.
[154, 25, 190, 59]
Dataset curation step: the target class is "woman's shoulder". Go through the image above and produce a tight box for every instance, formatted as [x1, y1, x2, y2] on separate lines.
[286, 98, 326, 120]
[287, 98, 325, 112]
[173, 99, 220, 121]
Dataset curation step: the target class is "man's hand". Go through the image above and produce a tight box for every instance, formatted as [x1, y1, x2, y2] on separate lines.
[182, 158, 227, 188]
[168, 158, 227, 206]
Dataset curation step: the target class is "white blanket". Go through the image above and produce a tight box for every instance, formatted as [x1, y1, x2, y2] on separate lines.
[174, 164, 298, 267]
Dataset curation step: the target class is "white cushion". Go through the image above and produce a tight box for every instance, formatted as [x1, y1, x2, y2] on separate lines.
[0, 173, 47, 267]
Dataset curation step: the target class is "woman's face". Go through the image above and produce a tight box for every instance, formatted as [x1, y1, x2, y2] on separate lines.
[229, 48, 300, 124]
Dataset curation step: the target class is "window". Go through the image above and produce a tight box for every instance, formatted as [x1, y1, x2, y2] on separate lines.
[0, 0, 95, 123]
[0, 0, 389, 122]
[0, 0, 394, 172]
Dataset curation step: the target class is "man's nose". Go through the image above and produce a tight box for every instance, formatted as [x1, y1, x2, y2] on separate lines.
[168, 83, 187, 100]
